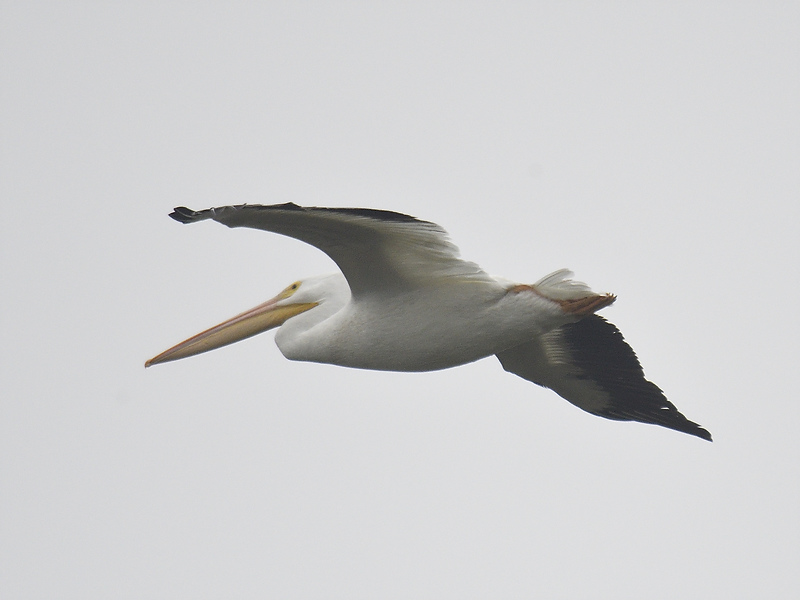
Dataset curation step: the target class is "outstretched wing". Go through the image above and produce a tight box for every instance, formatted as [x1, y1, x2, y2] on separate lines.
[169, 203, 495, 298]
[496, 315, 712, 441]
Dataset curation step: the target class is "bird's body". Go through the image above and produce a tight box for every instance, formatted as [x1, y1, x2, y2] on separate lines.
[274, 273, 568, 371]
[147, 203, 711, 441]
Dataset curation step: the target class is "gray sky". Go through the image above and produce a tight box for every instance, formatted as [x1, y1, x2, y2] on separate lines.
[2, 2, 798, 598]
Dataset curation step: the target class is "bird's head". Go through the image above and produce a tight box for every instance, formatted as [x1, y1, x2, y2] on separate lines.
[145, 279, 323, 367]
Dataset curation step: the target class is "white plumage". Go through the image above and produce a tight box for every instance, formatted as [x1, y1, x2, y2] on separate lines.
[147, 203, 711, 441]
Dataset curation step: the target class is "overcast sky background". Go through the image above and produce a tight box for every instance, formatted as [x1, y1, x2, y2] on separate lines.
[2, 2, 798, 598]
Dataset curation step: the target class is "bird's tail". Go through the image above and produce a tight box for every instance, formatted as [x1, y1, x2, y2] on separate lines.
[532, 269, 616, 316]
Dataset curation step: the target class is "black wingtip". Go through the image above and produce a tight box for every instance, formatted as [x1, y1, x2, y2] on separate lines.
[169, 207, 202, 224]
[655, 405, 712, 442]
[693, 426, 713, 442]
[651, 395, 713, 442]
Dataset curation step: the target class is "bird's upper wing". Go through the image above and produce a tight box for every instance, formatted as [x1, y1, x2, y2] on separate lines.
[496, 315, 712, 441]
[169, 203, 495, 297]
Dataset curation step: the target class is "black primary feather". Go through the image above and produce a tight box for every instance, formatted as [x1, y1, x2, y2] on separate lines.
[558, 316, 711, 441]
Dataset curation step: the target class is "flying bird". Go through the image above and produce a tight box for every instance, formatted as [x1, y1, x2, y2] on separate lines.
[147, 203, 711, 441]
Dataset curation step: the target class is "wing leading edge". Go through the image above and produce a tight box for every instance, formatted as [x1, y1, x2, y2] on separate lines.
[169, 203, 495, 297]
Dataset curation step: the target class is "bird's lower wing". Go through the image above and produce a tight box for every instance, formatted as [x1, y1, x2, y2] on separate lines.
[169, 203, 495, 297]
[496, 315, 712, 441]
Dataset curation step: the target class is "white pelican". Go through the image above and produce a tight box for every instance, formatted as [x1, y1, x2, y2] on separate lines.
[146, 203, 711, 441]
